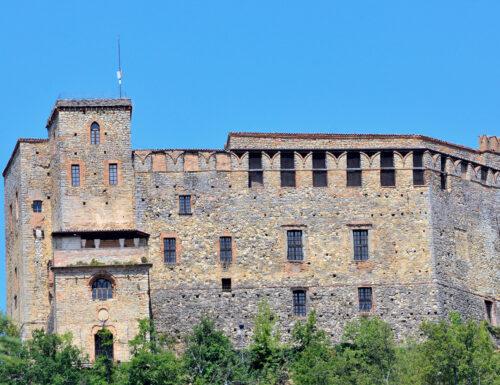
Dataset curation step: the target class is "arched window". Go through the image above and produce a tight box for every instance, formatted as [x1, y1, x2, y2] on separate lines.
[90, 122, 100, 144]
[92, 278, 112, 300]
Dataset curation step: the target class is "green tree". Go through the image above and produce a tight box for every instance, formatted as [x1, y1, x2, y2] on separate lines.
[0, 312, 25, 385]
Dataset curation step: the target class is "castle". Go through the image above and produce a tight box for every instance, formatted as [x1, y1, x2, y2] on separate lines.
[3, 99, 499, 361]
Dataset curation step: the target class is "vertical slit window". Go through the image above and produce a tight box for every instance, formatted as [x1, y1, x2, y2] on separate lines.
[312, 151, 327, 187]
[90, 122, 100, 144]
[71, 165, 80, 187]
[32, 200, 43, 213]
[281, 152, 296, 187]
[380, 151, 395, 186]
[222, 278, 232, 292]
[358, 287, 372, 312]
[485, 300, 493, 323]
[179, 195, 191, 214]
[219, 237, 232, 263]
[163, 238, 176, 263]
[413, 151, 425, 185]
[347, 152, 361, 186]
[287, 230, 303, 261]
[293, 290, 306, 316]
[249, 152, 263, 187]
[353, 230, 369, 261]
[440, 156, 447, 190]
[109, 164, 118, 185]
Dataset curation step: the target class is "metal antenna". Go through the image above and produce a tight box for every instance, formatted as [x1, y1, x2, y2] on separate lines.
[117, 36, 123, 98]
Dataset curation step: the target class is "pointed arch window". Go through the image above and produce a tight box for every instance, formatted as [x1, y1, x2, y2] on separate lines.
[92, 278, 113, 300]
[90, 122, 100, 145]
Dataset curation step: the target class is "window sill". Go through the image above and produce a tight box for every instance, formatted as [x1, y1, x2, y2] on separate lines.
[178, 213, 192, 216]
[359, 311, 374, 316]
[352, 259, 371, 263]
[286, 259, 305, 263]
[380, 185, 396, 188]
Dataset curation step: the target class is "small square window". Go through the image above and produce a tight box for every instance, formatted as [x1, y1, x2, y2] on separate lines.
[163, 238, 176, 263]
[287, 230, 303, 261]
[32, 200, 43, 213]
[353, 230, 369, 261]
[358, 287, 372, 312]
[222, 278, 232, 292]
[219, 237, 232, 263]
[293, 290, 306, 316]
[109, 164, 118, 185]
[179, 195, 191, 215]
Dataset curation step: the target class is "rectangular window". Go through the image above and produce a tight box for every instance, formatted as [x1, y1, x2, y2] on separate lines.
[358, 287, 372, 312]
[380, 151, 395, 186]
[485, 300, 493, 323]
[460, 162, 468, 179]
[32, 200, 42, 213]
[312, 151, 327, 187]
[480, 167, 488, 183]
[353, 230, 369, 261]
[249, 152, 263, 187]
[71, 165, 80, 187]
[413, 151, 425, 185]
[219, 236, 232, 263]
[287, 230, 303, 261]
[179, 195, 191, 215]
[347, 152, 361, 186]
[281, 152, 296, 187]
[440, 156, 447, 190]
[222, 278, 232, 292]
[109, 164, 118, 185]
[163, 238, 176, 263]
[9, 204, 13, 231]
[293, 290, 306, 316]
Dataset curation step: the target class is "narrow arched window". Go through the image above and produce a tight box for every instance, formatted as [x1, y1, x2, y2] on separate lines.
[90, 122, 100, 144]
[92, 278, 112, 300]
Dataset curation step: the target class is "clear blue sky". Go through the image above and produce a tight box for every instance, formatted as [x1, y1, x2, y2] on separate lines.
[1, 1, 499, 312]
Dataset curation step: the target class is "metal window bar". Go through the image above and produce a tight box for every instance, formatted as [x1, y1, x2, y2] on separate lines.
[32, 200, 42, 213]
[109, 164, 118, 185]
[179, 195, 191, 214]
[90, 122, 100, 145]
[413, 151, 425, 185]
[358, 287, 372, 312]
[287, 230, 303, 261]
[353, 230, 369, 261]
[92, 279, 112, 300]
[71, 165, 80, 187]
[220, 237, 232, 263]
[293, 290, 306, 316]
[163, 238, 176, 263]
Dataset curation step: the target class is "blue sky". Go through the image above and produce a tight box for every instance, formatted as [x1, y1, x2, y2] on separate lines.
[1, 1, 499, 312]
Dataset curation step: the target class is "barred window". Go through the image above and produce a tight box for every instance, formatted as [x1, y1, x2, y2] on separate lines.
[32, 200, 43, 213]
[413, 151, 425, 185]
[179, 195, 191, 214]
[220, 236, 232, 263]
[90, 122, 100, 145]
[293, 290, 306, 316]
[287, 230, 303, 261]
[353, 230, 369, 261]
[313, 151, 327, 187]
[358, 287, 372, 312]
[163, 238, 176, 263]
[109, 164, 118, 185]
[92, 279, 112, 300]
[71, 165, 80, 187]
[380, 151, 395, 187]
[94, 329, 113, 359]
[347, 152, 361, 186]
[281, 152, 296, 187]
[249, 152, 263, 187]
[222, 278, 232, 292]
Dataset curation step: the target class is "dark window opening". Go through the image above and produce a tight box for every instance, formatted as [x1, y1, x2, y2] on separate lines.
[413, 151, 425, 185]
[109, 164, 118, 185]
[440, 156, 447, 190]
[90, 122, 100, 145]
[220, 236, 232, 263]
[222, 278, 232, 292]
[353, 230, 369, 261]
[460, 162, 468, 179]
[480, 167, 488, 183]
[163, 238, 176, 263]
[179, 195, 191, 215]
[485, 300, 493, 323]
[287, 230, 303, 261]
[92, 278, 112, 300]
[293, 290, 306, 316]
[32, 200, 43, 213]
[281, 152, 296, 187]
[380, 151, 395, 186]
[358, 287, 372, 312]
[313, 151, 327, 187]
[71, 165, 80, 187]
[13, 295, 17, 309]
[249, 152, 263, 187]
[95, 329, 113, 360]
[347, 152, 361, 186]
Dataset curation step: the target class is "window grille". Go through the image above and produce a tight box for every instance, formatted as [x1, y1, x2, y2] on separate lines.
[163, 238, 176, 263]
[179, 195, 191, 214]
[220, 237, 232, 263]
[380, 151, 395, 186]
[90, 122, 100, 144]
[287, 230, 303, 261]
[94, 330, 113, 359]
[313, 151, 327, 187]
[32, 200, 42, 213]
[109, 164, 118, 185]
[71, 165, 80, 187]
[281, 152, 296, 187]
[92, 278, 112, 300]
[347, 152, 361, 186]
[413, 151, 425, 185]
[249, 152, 263, 187]
[293, 290, 306, 316]
[353, 230, 369, 261]
[485, 300, 493, 323]
[222, 278, 232, 292]
[358, 287, 372, 312]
